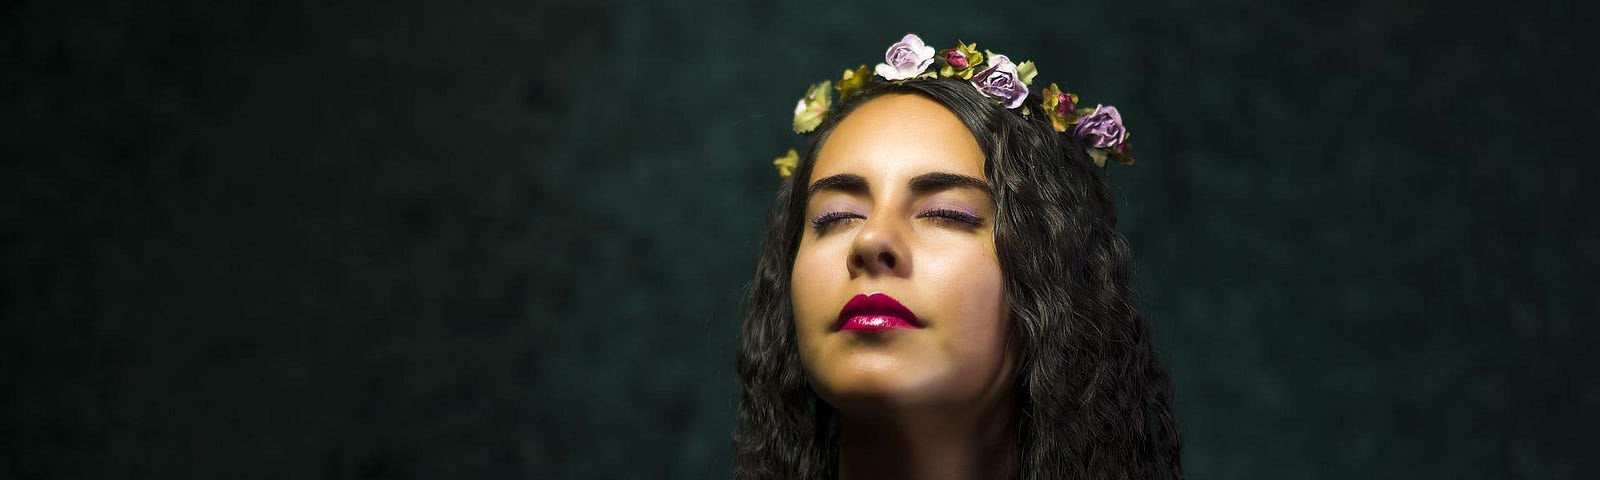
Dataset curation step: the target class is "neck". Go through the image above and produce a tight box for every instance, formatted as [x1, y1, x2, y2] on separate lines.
[835, 401, 1018, 480]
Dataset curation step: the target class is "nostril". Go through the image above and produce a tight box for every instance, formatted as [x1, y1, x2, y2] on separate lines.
[878, 252, 895, 269]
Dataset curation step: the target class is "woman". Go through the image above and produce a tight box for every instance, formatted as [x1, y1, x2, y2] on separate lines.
[736, 34, 1181, 479]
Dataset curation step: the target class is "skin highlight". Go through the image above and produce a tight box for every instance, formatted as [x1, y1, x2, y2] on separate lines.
[790, 94, 1020, 480]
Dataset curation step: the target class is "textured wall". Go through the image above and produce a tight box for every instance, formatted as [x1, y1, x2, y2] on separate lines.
[2, 0, 1596, 478]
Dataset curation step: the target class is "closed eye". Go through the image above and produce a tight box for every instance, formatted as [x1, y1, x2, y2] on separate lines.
[811, 211, 865, 232]
[917, 209, 983, 229]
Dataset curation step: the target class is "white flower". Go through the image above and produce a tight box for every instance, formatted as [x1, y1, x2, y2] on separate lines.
[873, 33, 936, 81]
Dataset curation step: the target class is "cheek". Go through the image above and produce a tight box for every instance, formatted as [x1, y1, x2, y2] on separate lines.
[790, 236, 858, 388]
[923, 241, 1011, 368]
[789, 238, 845, 340]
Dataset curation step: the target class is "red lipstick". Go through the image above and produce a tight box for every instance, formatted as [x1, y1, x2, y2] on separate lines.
[836, 293, 922, 331]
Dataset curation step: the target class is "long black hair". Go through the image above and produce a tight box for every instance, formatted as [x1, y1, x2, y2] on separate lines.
[735, 77, 1182, 479]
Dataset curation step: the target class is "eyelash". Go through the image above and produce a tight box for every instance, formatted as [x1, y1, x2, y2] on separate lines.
[810, 209, 983, 232]
[811, 211, 863, 231]
[920, 209, 983, 228]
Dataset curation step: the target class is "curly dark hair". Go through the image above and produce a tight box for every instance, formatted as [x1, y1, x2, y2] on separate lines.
[735, 77, 1182, 479]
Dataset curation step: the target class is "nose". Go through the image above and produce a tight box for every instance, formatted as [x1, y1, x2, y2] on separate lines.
[848, 214, 911, 277]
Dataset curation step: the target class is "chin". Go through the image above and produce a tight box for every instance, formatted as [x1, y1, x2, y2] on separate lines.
[811, 351, 948, 412]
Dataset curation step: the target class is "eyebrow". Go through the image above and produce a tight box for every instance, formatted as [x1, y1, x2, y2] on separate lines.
[908, 171, 990, 196]
[807, 171, 991, 197]
[807, 173, 869, 197]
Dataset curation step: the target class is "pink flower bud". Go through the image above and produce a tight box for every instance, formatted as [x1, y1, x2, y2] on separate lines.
[943, 49, 969, 70]
[1056, 93, 1076, 116]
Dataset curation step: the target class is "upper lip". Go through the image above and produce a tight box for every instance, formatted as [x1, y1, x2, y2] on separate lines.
[835, 293, 923, 330]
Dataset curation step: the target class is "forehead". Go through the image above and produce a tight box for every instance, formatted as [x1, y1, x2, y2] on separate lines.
[810, 94, 985, 184]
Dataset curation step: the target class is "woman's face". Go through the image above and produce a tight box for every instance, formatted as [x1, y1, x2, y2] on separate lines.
[792, 94, 1016, 415]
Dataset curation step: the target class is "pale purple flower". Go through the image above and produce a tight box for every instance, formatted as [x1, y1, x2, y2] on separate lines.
[970, 54, 1028, 109]
[874, 33, 936, 81]
[1072, 104, 1129, 149]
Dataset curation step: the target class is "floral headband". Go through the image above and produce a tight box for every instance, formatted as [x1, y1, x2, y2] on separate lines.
[773, 33, 1134, 179]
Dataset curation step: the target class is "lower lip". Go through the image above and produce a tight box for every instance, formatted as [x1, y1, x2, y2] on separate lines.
[839, 315, 917, 331]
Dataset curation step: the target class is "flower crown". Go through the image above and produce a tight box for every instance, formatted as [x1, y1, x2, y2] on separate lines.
[773, 33, 1134, 179]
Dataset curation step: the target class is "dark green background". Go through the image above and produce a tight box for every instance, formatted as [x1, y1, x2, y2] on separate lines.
[3, 0, 1596, 478]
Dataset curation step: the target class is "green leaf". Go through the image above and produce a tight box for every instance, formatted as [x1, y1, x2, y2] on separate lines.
[1016, 61, 1037, 85]
[1088, 148, 1109, 168]
[792, 80, 832, 133]
[1108, 149, 1135, 166]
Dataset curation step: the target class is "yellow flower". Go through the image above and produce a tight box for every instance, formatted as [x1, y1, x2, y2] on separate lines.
[772, 148, 799, 179]
[836, 65, 870, 100]
[793, 80, 832, 133]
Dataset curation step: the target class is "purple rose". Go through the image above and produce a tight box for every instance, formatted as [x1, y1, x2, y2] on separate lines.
[874, 33, 936, 81]
[970, 54, 1028, 109]
[1072, 105, 1128, 149]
